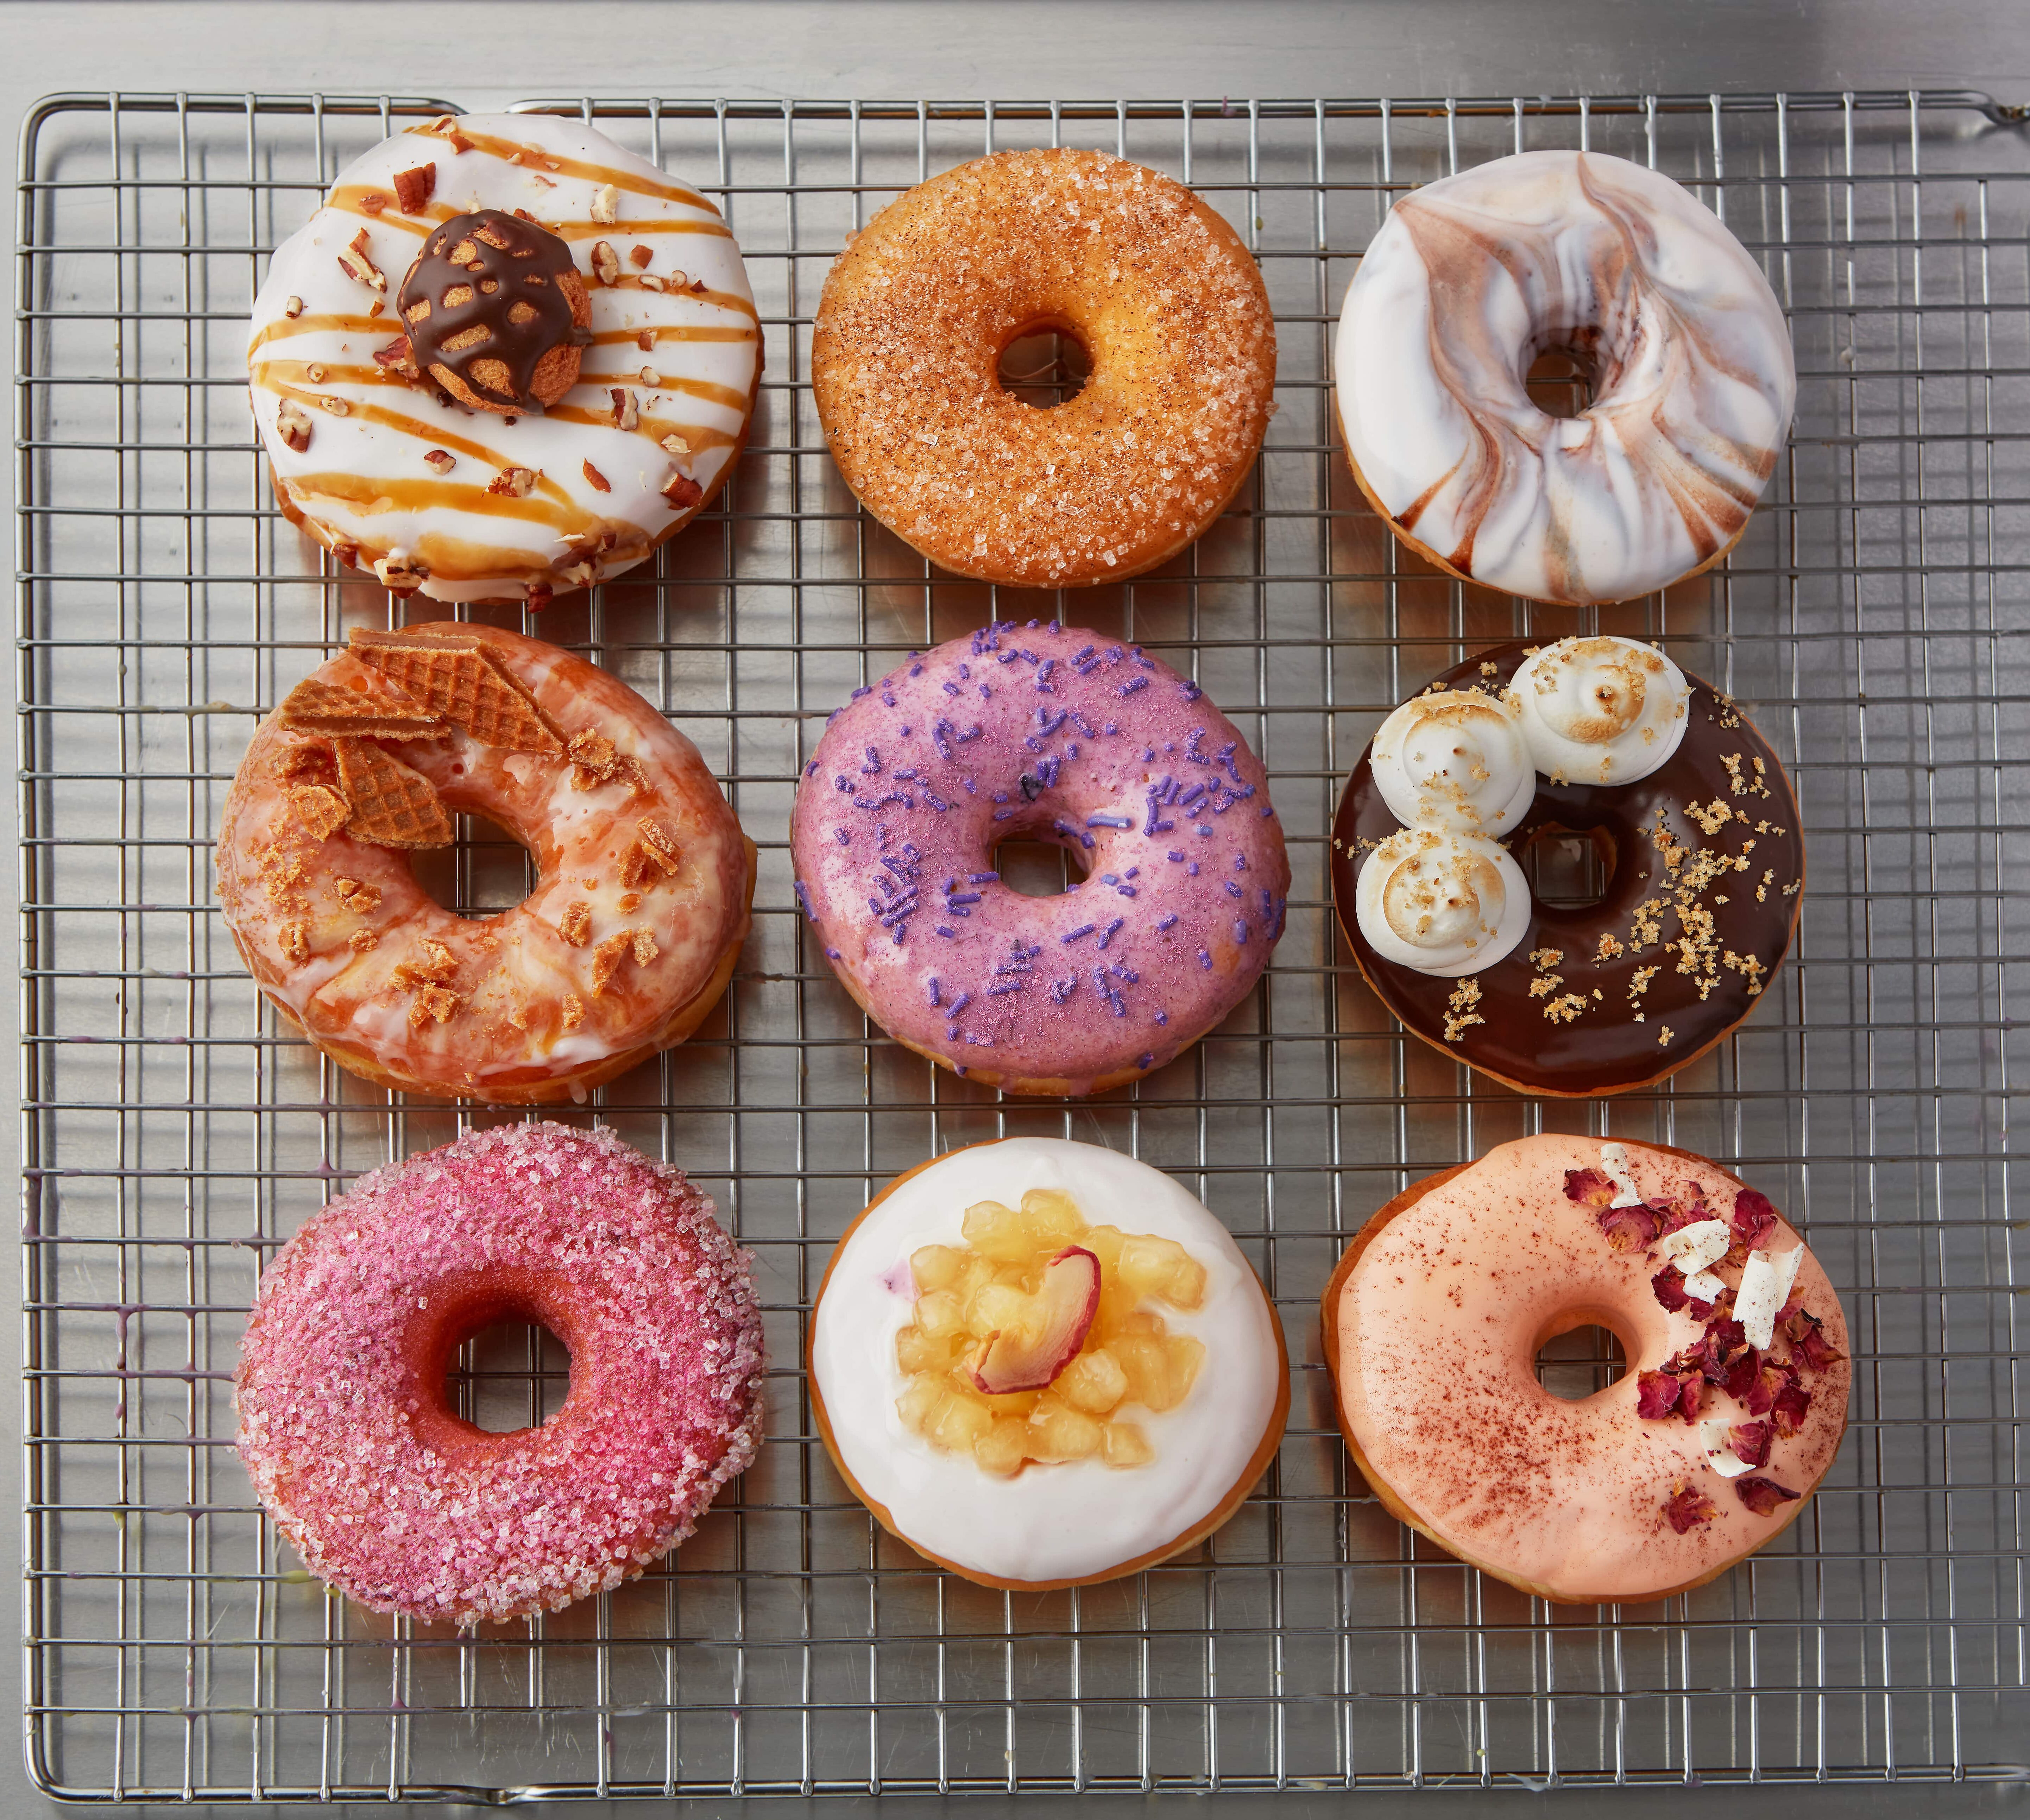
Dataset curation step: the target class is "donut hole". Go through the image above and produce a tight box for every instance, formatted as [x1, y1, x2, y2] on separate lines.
[445, 1317, 572, 1434]
[1518, 822, 1617, 911]
[1525, 344, 1598, 421]
[997, 321, 1091, 409]
[1534, 1323, 1628, 1401]
[410, 812, 540, 918]
[992, 836, 1092, 898]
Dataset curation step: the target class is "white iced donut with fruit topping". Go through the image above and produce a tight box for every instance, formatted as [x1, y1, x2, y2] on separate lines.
[247, 113, 760, 606]
[1336, 149, 1794, 605]
[808, 1137, 1288, 1589]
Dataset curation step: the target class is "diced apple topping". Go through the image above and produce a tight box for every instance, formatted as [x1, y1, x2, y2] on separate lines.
[891, 1186, 1210, 1477]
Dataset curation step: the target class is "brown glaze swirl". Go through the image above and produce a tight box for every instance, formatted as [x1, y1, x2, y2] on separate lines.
[1332, 643, 1803, 1096]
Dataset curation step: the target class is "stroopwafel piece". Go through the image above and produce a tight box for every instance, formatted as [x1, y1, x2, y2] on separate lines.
[278, 675, 443, 739]
[333, 737, 453, 848]
[348, 628, 562, 754]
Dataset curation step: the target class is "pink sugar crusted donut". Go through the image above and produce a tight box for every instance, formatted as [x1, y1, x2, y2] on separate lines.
[234, 1122, 765, 1626]
[789, 622, 1290, 1095]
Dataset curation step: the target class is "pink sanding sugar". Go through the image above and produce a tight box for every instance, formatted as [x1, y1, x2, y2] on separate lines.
[234, 1121, 766, 1626]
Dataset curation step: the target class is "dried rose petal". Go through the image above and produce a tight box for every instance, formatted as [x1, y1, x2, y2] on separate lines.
[1770, 1377, 1812, 1437]
[1729, 1419, 1772, 1468]
[1664, 1481, 1720, 1534]
[1735, 1476, 1801, 1518]
[1652, 1196, 1708, 1236]
[1635, 1370, 1681, 1419]
[1652, 1266, 1691, 1313]
[1564, 1167, 1614, 1208]
[1675, 1373, 1704, 1424]
[1796, 1321, 1842, 1372]
[1731, 1189, 1779, 1252]
[1598, 1204, 1660, 1252]
[1745, 1358, 1793, 1418]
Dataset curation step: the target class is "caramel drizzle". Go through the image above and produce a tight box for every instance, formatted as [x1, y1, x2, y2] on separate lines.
[587, 324, 756, 347]
[263, 382, 571, 502]
[547, 403, 740, 453]
[325, 185, 455, 235]
[404, 121, 729, 218]
[248, 309, 393, 353]
[279, 467, 617, 540]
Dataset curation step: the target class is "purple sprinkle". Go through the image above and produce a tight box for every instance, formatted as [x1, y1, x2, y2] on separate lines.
[825, 946, 840, 959]
[851, 685, 872, 700]
[803, 758, 818, 776]
[941, 681, 960, 697]
[936, 925, 956, 938]
[1087, 812, 1132, 830]
[1156, 913, 1178, 932]
[1198, 949, 1213, 970]
[1225, 881, 1243, 899]
[1137, 1052, 1155, 1068]
[949, 992, 972, 1017]
[1154, 1010, 1168, 1026]
[1168, 850, 1185, 863]
[863, 745, 882, 773]
[1096, 917, 1124, 950]
[947, 892, 982, 906]
[1234, 919, 1250, 943]
[793, 880, 817, 921]
[969, 871, 999, 883]
[1196, 825, 1213, 837]
[1062, 923, 1096, 943]
[1118, 675, 1148, 698]
[927, 977, 941, 1007]
[834, 828, 850, 845]
[1116, 885, 1137, 898]
[1188, 862, 1200, 877]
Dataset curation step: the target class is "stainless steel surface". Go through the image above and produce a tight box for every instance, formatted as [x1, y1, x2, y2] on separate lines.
[15, 82, 2030, 1803]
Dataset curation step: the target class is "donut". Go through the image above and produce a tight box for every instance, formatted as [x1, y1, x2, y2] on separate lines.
[1332, 636, 1804, 1095]
[247, 113, 760, 607]
[216, 622, 755, 1103]
[809, 1137, 1288, 1589]
[813, 149, 1276, 588]
[234, 1122, 766, 1625]
[1336, 149, 1795, 605]
[789, 622, 1290, 1095]
[1323, 1134, 1849, 1605]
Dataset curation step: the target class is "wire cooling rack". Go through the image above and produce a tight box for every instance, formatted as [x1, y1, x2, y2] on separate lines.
[15, 87, 2030, 1803]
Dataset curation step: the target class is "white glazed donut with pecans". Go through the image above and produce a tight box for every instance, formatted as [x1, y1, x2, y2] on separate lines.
[215, 623, 754, 1103]
[247, 113, 761, 606]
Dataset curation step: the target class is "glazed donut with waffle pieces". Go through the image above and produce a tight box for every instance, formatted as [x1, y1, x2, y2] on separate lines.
[246, 113, 760, 606]
[215, 622, 755, 1103]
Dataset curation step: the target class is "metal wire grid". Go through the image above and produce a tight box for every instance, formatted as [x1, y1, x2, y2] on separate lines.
[14, 86, 2029, 1802]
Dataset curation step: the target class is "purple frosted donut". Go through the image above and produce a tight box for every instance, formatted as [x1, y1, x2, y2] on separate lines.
[234, 1122, 765, 1626]
[790, 621, 1289, 1094]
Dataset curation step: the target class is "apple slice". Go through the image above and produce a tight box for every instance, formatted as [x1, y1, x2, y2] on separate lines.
[965, 1245, 1101, 1394]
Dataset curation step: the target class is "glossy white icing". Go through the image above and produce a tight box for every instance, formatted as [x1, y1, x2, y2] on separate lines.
[247, 114, 760, 602]
[811, 1137, 1282, 1585]
[1336, 149, 1795, 605]
[1354, 827, 1530, 976]
[1512, 636, 1689, 784]
[1370, 688, 1535, 835]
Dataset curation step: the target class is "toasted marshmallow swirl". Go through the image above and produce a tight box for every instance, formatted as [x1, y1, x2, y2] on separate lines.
[1371, 689, 1535, 835]
[1354, 828, 1530, 976]
[1512, 635, 1689, 784]
[1336, 150, 1795, 605]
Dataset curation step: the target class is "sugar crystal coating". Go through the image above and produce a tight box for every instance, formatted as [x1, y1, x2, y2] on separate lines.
[813, 149, 1277, 587]
[234, 1121, 765, 1626]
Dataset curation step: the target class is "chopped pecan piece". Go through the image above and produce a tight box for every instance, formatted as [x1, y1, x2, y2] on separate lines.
[372, 551, 427, 594]
[284, 294, 304, 319]
[661, 433, 690, 456]
[639, 273, 665, 292]
[391, 162, 437, 214]
[372, 335, 416, 373]
[590, 239, 620, 286]
[358, 191, 391, 216]
[661, 470, 704, 510]
[582, 459, 611, 493]
[636, 328, 655, 353]
[276, 398, 314, 453]
[335, 228, 386, 292]
[609, 387, 639, 431]
[488, 466, 538, 498]
[629, 244, 653, 267]
[422, 448, 455, 475]
[590, 183, 619, 223]
[425, 115, 472, 153]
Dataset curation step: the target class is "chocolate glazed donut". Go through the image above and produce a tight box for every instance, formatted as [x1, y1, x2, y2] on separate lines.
[1332, 643, 1804, 1095]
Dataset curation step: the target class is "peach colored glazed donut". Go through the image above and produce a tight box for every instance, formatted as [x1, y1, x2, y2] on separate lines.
[813, 148, 1276, 587]
[235, 1122, 765, 1625]
[216, 622, 754, 1104]
[1324, 1134, 1849, 1605]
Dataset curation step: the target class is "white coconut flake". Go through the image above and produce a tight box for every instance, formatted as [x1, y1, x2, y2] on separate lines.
[1682, 1268, 1729, 1305]
[1658, 1218, 1729, 1276]
[1735, 1245, 1804, 1349]
[1599, 1141, 1643, 1208]
[1699, 1418, 1754, 1478]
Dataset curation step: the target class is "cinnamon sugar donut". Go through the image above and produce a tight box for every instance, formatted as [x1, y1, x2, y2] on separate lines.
[236, 1122, 765, 1624]
[1323, 1135, 1849, 1605]
[813, 149, 1276, 587]
[216, 623, 754, 1103]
